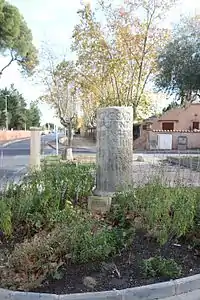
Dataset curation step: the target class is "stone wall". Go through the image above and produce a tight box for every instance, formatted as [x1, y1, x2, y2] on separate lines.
[0, 130, 30, 141]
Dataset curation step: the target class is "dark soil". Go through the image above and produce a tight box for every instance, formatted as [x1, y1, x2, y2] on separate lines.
[32, 232, 200, 295]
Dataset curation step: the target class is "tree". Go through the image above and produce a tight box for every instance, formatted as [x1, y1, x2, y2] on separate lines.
[71, 0, 177, 120]
[44, 122, 54, 130]
[39, 48, 78, 159]
[162, 101, 180, 113]
[0, 0, 38, 77]
[0, 85, 41, 129]
[25, 102, 41, 129]
[156, 15, 200, 104]
[0, 85, 27, 129]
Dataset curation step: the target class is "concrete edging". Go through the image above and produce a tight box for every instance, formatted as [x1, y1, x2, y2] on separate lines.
[47, 141, 57, 150]
[0, 274, 200, 299]
[1, 137, 30, 147]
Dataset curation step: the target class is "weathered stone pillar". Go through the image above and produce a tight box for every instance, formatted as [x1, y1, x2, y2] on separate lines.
[88, 106, 133, 212]
[29, 127, 41, 170]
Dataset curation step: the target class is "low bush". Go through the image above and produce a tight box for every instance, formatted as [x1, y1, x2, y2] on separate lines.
[1, 213, 118, 290]
[109, 182, 197, 245]
[0, 162, 95, 237]
[0, 199, 12, 237]
[1, 169, 200, 292]
[106, 189, 136, 248]
[1, 228, 69, 290]
[141, 256, 182, 279]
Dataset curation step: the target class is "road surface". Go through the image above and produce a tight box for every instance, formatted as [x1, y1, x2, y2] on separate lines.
[1, 133, 200, 190]
[0, 134, 59, 189]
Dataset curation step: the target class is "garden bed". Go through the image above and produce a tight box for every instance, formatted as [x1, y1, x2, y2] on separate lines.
[32, 231, 200, 295]
[0, 162, 200, 295]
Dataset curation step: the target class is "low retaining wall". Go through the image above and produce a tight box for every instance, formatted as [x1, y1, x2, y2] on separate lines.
[0, 130, 30, 141]
[167, 157, 200, 171]
[1, 274, 200, 299]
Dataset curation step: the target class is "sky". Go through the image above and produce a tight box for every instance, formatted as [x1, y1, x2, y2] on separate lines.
[0, 0, 200, 125]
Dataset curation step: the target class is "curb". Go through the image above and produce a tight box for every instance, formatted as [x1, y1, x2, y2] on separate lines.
[47, 142, 96, 154]
[1, 137, 30, 147]
[47, 142, 58, 150]
[0, 274, 200, 299]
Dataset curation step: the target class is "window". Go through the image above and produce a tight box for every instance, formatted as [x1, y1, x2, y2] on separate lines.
[162, 122, 174, 130]
[142, 124, 147, 130]
[193, 122, 199, 130]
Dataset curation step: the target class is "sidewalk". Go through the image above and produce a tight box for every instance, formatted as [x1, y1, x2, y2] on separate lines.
[48, 135, 96, 152]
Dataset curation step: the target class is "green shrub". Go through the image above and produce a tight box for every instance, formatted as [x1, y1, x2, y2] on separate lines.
[69, 216, 118, 263]
[106, 189, 136, 247]
[111, 182, 197, 245]
[0, 162, 95, 236]
[141, 256, 182, 279]
[1, 213, 118, 290]
[136, 183, 197, 244]
[0, 199, 12, 236]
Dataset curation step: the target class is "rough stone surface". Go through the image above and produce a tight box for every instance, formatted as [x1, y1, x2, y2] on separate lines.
[94, 106, 133, 196]
[83, 276, 97, 289]
[136, 155, 144, 162]
[66, 148, 73, 161]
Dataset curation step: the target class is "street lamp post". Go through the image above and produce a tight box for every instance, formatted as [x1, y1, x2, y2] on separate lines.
[5, 95, 8, 130]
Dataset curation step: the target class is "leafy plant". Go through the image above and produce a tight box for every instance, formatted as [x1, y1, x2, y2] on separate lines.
[106, 189, 136, 247]
[141, 256, 182, 279]
[0, 199, 12, 236]
[1, 213, 118, 290]
[1, 229, 69, 290]
[69, 216, 118, 263]
[111, 182, 197, 246]
[0, 162, 95, 237]
[0, 1, 38, 76]
[136, 183, 196, 244]
[156, 15, 200, 102]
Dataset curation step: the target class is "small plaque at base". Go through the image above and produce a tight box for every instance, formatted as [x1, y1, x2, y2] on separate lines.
[88, 195, 112, 213]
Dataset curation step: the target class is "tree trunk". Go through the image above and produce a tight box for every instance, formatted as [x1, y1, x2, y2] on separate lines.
[133, 106, 137, 120]
[68, 122, 73, 148]
[67, 122, 73, 160]
[62, 122, 73, 161]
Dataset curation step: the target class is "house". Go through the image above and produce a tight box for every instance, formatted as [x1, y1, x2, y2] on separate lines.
[134, 103, 200, 150]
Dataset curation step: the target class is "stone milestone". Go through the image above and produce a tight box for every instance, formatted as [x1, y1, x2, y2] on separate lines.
[88, 106, 133, 212]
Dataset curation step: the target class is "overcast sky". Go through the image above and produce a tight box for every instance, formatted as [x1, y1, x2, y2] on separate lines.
[0, 0, 199, 124]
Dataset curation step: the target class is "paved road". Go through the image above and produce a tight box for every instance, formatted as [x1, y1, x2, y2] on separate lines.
[1, 133, 200, 190]
[0, 134, 59, 189]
